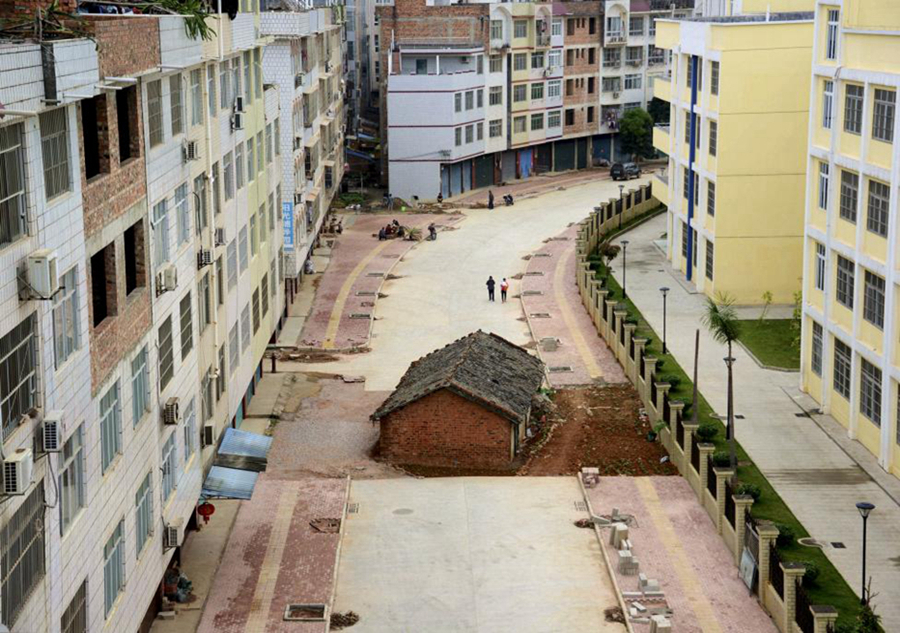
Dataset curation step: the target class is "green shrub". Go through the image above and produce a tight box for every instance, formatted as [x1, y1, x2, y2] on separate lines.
[696, 423, 718, 442]
[658, 374, 681, 389]
[775, 523, 796, 547]
[736, 482, 762, 501]
[802, 561, 820, 585]
[712, 451, 731, 467]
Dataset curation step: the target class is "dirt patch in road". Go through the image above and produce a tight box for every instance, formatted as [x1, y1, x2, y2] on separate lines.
[520, 385, 677, 476]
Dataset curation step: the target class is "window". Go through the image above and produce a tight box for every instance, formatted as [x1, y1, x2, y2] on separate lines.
[873, 88, 895, 143]
[455, 127, 462, 147]
[826, 9, 839, 61]
[100, 381, 121, 473]
[1, 483, 45, 626]
[552, 18, 562, 36]
[259, 203, 267, 242]
[839, 170, 859, 222]
[254, 48, 262, 98]
[0, 123, 27, 245]
[548, 110, 561, 128]
[548, 50, 561, 68]
[693, 229, 698, 269]
[811, 321, 823, 376]
[683, 167, 691, 200]
[565, 109, 575, 126]
[190, 69, 203, 127]
[705, 241, 714, 280]
[52, 267, 80, 368]
[860, 358, 882, 425]
[454, 93, 461, 113]
[588, 77, 596, 94]
[174, 183, 189, 245]
[465, 125, 474, 144]
[607, 16, 622, 36]
[161, 432, 177, 501]
[135, 472, 153, 557]
[815, 242, 826, 291]
[818, 162, 829, 210]
[548, 80, 561, 99]
[567, 18, 576, 37]
[102, 518, 126, 618]
[223, 151, 234, 200]
[587, 106, 595, 124]
[863, 270, 885, 328]
[40, 108, 71, 198]
[867, 179, 890, 238]
[207, 63, 217, 117]
[229, 324, 239, 372]
[514, 19, 527, 38]
[227, 240, 238, 289]
[159, 315, 174, 389]
[489, 119, 502, 138]
[90, 244, 115, 327]
[186, 396, 198, 459]
[833, 338, 852, 399]
[219, 61, 230, 110]
[708, 120, 717, 156]
[81, 95, 109, 180]
[513, 84, 526, 103]
[180, 292, 193, 359]
[239, 226, 249, 271]
[531, 113, 544, 131]
[153, 198, 170, 268]
[844, 84, 864, 134]
[649, 17, 656, 36]
[246, 138, 255, 183]
[681, 222, 689, 259]
[275, 119, 281, 156]
[629, 17, 643, 37]
[490, 55, 503, 73]
[217, 346, 226, 401]
[59, 424, 85, 535]
[707, 181, 715, 217]
[241, 304, 251, 350]
[124, 221, 145, 296]
[243, 51, 252, 103]
[514, 53, 527, 71]
[236, 142, 244, 189]
[603, 48, 620, 68]
[262, 274, 270, 316]
[823, 80, 834, 129]
[61, 580, 87, 633]
[624, 74, 641, 91]
[490, 20, 502, 40]
[250, 214, 258, 256]
[710, 61, 719, 95]
[531, 82, 543, 101]
[465, 91, 474, 110]
[836, 255, 854, 308]
[513, 116, 527, 134]
[148, 80, 166, 147]
[489, 86, 502, 106]
[477, 122, 484, 141]
[531, 52, 544, 69]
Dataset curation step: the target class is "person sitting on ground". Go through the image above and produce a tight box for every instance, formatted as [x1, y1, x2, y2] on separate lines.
[378, 227, 386, 241]
[437, 192, 444, 205]
[428, 223, 437, 240]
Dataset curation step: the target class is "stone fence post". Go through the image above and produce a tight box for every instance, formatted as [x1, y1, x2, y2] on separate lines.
[604, 299, 618, 342]
[642, 357, 657, 403]
[632, 337, 648, 384]
[733, 495, 754, 566]
[714, 467, 735, 534]
[682, 421, 698, 477]
[757, 523, 780, 610]
[811, 606, 838, 633]
[782, 563, 806, 633]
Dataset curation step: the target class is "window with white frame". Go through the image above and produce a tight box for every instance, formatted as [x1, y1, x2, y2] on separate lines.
[873, 88, 896, 143]
[839, 170, 859, 222]
[835, 255, 854, 308]
[649, 17, 656, 36]
[161, 432, 178, 501]
[863, 270, 885, 329]
[159, 315, 174, 389]
[710, 61, 719, 95]
[489, 86, 502, 106]
[103, 519, 125, 617]
[1, 483, 45, 626]
[131, 345, 149, 426]
[61, 580, 87, 633]
[531, 52, 544, 69]
[40, 108, 71, 199]
[0, 123, 27, 245]
[867, 179, 890, 238]
[844, 84, 864, 134]
[826, 9, 839, 61]
[490, 20, 502, 40]
[241, 304, 251, 350]
[822, 80, 834, 129]
[184, 396, 197, 458]
[100, 381, 121, 473]
[629, 16, 643, 36]
[250, 214, 258, 257]
[236, 142, 244, 189]
[180, 292, 193, 359]
[514, 19, 527, 38]
[207, 64, 217, 118]
[860, 358, 882, 425]
[175, 183, 189, 245]
[229, 324, 239, 373]
[0, 313, 36, 442]
[707, 181, 715, 217]
[455, 127, 462, 147]
[59, 423, 85, 535]
[514, 84, 527, 103]
[514, 53, 527, 71]
[170, 75, 183, 137]
[548, 110, 561, 128]
[190, 69, 203, 127]
[217, 347, 226, 401]
[606, 16, 622, 36]
[815, 242, 826, 291]
[153, 198, 170, 269]
[548, 50, 561, 68]
[219, 62, 230, 110]
[708, 120, 717, 156]
[624, 74, 641, 90]
[552, 18, 562, 36]
[490, 56, 503, 73]
[547, 79, 561, 99]
[465, 91, 474, 110]
[818, 162, 829, 210]
[513, 116, 526, 134]
[135, 471, 153, 556]
[705, 241, 714, 280]
[227, 240, 238, 288]
[53, 267, 80, 368]
[811, 321, 823, 376]
[239, 226, 249, 272]
[223, 151, 234, 200]
[531, 82, 544, 100]
[454, 93, 461, 113]
[489, 119, 502, 138]
[833, 338, 851, 398]
[531, 113, 544, 131]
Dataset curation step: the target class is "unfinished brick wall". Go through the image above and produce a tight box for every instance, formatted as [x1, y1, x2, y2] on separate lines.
[88, 16, 161, 79]
[0, 0, 77, 20]
[379, 389, 515, 470]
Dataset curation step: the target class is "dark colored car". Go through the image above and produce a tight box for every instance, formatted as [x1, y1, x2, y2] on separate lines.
[611, 162, 641, 181]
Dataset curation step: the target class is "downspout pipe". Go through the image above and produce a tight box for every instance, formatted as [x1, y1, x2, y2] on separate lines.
[686, 54, 698, 281]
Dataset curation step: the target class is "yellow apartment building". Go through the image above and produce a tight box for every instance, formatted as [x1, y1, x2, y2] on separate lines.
[651, 7, 814, 304]
[800, 1, 900, 477]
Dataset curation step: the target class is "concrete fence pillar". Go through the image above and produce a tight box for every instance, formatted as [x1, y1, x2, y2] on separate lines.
[624, 323, 637, 375]
[642, 357, 658, 404]
[733, 495, 754, 566]
[595, 289, 609, 331]
[714, 468, 735, 534]
[682, 422, 698, 477]
[757, 523, 780, 611]
[604, 300, 618, 342]
[613, 309, 628, 363]
[782, 563, 806, 633]
[811, 606, 838, 633]
[632, 337, 648, 384]
[667, 400, 685, 459]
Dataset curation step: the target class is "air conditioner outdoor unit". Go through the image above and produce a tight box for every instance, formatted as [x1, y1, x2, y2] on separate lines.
[215, 228, 227, 246]
[2, 448, 33, 496]
[164, 519, 183, 549]
[156, 264, 177, 295]
[197, 249, 213, 269]
[163, 397, 180, 425]
[26, 249, 60, 299]
[183, 140, 200, 162]
[234, 95, 245, 113]
[42, 411, 63, 453]
[202, 423, 215, 447]
[232, 112, 244, 131]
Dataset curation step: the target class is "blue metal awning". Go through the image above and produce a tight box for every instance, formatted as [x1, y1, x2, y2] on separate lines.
[201, 466, 259, 500]
[347, 149, 376, 162]
[219, 427, 273, 458]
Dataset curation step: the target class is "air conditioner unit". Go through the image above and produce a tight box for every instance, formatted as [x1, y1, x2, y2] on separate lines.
[234, 95, 245, 113]
[649, 615, 672, 633]
[232, 112, 244, 131]
[183, 140, 200, 162]
[163, 519, 183, 549]
[202, 423, 215, 447]
[26, 249, 60, 299]
[215, 227, 227, 246]
[2, 448, 33, 496]
[197, 249, 213, 269]
[163, 397, 180, 425]
[42, 411, 63, 453]
[156, 264, 177, 295]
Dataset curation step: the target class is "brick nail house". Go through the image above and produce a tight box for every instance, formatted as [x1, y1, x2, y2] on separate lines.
[373, 330, 545, 469]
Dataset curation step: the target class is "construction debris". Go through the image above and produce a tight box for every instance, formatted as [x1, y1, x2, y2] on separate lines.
[604, 606, 626, 624]
[330, 611, 361, 630]
[309, 518, 342, 533]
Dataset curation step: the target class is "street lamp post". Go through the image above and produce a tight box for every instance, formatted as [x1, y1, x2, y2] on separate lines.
[620, 240, 629, 300]
[856, 501, 875, 605]
[618, 184, 625, 229]
[660, 287, 670, 354]
[724, 355, 736, 469]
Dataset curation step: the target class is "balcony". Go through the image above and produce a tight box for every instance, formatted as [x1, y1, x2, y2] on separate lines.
[605, 32, 626, 47]
[653, 124, 670, 153]
[654, 77, 671, 103]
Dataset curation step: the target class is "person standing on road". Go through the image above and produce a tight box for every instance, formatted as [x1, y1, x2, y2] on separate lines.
[486, 276, 496, 302]
[488, 190, 495, 210]
[500, 278, 509, 302]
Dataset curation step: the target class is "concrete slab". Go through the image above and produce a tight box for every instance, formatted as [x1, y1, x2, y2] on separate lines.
[332, 477, 625, 633]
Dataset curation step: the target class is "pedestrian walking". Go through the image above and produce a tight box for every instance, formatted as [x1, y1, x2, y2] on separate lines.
[486, 276, 496, 302]
[488, 190, 495, 210]
[500, 278, 509, 302]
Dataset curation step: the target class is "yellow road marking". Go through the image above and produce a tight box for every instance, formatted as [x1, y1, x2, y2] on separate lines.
[553, 243, 603, 379]
[635, 478, 724, 633]
[244, 485, 300, 633]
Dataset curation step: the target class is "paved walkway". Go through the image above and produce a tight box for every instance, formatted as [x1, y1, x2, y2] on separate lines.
[588, 477, 777, 633]
[522, 224, 626, 387]
[611, 214, 900, 628]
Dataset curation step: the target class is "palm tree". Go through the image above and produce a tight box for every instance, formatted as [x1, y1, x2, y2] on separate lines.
[701, 292, 741, 470]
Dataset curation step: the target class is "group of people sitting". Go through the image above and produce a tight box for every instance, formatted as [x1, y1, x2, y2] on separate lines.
[378, 219, 405, 240]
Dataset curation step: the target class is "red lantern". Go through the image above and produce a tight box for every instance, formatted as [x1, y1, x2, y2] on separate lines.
[198, 502, 216, 524]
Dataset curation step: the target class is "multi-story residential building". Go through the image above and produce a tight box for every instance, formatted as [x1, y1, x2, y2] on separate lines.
[377, 0, 689, 202]
[651, 4, 814, 304]
[262, 5, 346, 287]
[0, 0, 344, 629]
[800, 1, 900, 478]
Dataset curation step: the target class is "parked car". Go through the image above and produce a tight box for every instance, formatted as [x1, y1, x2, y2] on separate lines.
[611, 162, 641, 180]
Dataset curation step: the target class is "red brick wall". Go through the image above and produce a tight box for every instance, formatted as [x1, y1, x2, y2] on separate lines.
[0, 0, 76, 20]
[89, 16, 161, 79]
[379, 389, 514, 469]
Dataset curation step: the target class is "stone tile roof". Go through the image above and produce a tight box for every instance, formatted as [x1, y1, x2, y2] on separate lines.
[372, 330, 545, 425]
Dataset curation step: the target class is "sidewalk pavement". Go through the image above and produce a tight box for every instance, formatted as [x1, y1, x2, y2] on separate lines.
[610, 214, 900, 629]
[453, 168, 610, 206]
